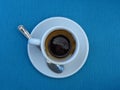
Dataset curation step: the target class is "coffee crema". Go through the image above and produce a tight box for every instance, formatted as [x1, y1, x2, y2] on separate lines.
[45, 29, 76, 60]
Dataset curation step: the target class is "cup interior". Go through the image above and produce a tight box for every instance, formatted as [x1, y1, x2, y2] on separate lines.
[41, 27, 79, 64]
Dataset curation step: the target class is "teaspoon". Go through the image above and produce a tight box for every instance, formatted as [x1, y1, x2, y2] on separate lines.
[18, 25, 64, 73]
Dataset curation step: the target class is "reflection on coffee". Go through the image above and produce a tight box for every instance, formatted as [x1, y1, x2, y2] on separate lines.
[45, 29, 76, 60]
[49, 35, 70, 58]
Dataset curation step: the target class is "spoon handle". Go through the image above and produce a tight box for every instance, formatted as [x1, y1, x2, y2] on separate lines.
[18, 25, 31, 39]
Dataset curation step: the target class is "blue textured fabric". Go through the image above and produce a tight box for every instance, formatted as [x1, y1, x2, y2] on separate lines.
[0, 0, 120, 90]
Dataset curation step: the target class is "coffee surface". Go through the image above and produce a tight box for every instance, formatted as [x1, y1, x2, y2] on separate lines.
[49, 35, 71, 58]
[45, 29, 76, 60]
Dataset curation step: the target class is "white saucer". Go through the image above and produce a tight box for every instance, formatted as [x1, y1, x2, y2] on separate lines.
[28, 17, 89, 78]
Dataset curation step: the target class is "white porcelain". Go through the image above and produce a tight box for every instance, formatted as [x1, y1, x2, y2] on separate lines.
[28, 17, 89, 78]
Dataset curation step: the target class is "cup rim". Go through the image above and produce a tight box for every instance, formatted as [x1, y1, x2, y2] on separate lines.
[41, 26, 80, 65]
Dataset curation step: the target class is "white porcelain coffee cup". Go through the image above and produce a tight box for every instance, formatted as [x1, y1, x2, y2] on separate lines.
[28, 26, 79, 65]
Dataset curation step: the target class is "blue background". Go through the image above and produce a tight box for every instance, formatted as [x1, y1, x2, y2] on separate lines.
[0, 0, 120, 90]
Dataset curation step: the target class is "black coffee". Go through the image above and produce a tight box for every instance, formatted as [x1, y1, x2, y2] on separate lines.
[49, 35, 70, 58]
[45, 29, 76, 60]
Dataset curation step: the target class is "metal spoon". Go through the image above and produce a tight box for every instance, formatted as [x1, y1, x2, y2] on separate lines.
[18, 25, 64, 73]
